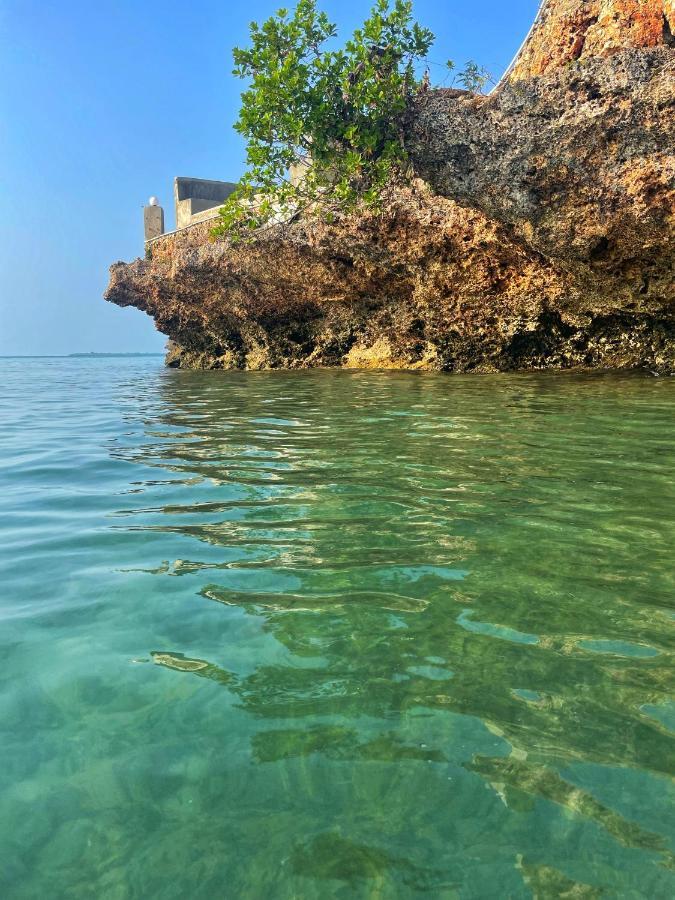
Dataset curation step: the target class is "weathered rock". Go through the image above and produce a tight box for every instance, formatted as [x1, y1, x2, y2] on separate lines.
[106, 0, 675, 372]
[408, 47, 674, 302]
[508, 0, 675, 81]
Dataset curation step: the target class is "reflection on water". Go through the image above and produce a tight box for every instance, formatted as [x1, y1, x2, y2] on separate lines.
[1, 359, 674, 898]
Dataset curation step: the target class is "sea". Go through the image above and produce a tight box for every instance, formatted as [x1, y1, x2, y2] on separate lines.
[1, 357, 673, 898]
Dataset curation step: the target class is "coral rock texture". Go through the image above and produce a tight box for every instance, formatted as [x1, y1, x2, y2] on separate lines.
[509, 0, 675, 80]
[106, 0, 675, 371]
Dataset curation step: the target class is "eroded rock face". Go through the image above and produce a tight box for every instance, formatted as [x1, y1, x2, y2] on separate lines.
[107, 191, 577, 372]
[408, 48, 674, 299]
[106, 0, 675, 372]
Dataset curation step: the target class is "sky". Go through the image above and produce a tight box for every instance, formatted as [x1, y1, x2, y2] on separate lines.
[0, 0, 539, 355]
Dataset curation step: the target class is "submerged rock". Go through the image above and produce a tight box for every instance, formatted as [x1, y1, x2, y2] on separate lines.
[106, 0, 674, 372]
[151, 652, 209, 672]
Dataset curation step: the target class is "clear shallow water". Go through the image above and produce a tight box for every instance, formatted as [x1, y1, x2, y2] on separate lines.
[1, 358, 674, 899]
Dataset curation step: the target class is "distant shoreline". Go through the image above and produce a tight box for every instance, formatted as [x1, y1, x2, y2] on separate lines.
[0, 353, 164, 359]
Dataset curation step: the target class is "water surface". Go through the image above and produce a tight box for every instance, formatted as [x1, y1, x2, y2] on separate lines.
[1, 359, 674, 898]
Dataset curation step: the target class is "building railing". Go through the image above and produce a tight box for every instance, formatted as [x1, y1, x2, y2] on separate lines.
[491, 0, 550, 92]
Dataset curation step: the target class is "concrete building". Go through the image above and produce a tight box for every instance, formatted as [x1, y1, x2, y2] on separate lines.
[174, 177, 238, 229]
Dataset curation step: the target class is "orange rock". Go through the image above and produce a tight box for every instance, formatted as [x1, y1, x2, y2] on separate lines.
[509, 0, 674, 81]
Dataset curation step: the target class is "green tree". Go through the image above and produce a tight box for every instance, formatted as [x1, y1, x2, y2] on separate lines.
[213, 0, 434, 237]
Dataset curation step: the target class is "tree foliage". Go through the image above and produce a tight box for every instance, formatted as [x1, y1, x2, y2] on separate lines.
[214, 0, 488, 237]
[456, 61, 493, 93]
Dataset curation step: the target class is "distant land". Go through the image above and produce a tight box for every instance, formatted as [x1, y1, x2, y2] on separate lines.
[0, 353, 164, 359]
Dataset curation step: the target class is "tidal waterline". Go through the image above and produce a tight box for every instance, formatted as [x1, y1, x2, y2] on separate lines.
[1, 359, 674, 898]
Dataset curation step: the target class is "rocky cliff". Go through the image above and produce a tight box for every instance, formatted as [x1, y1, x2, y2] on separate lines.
[106, 0, 675, 372]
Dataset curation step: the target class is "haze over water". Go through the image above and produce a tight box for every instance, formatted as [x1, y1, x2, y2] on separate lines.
[1, 358, 674, 898]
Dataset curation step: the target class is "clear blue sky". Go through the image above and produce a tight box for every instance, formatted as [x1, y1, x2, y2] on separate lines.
[0, 0, 539, 355]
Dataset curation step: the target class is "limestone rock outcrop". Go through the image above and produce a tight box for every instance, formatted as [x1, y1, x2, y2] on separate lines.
[106, 0, 675, 372]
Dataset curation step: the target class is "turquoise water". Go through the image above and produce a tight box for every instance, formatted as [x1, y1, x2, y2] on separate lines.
[1, 358, 674, 899]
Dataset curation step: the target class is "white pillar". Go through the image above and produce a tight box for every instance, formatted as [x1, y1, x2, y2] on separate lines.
[144, 200, 164, 241]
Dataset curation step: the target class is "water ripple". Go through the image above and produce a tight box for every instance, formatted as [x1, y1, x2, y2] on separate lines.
[0, 360, 673, 897]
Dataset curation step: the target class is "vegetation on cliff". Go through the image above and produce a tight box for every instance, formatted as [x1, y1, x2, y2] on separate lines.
[214, 0, 488, 236]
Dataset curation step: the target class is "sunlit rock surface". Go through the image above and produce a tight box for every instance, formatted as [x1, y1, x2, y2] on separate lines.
[508, 0, 675, 81]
